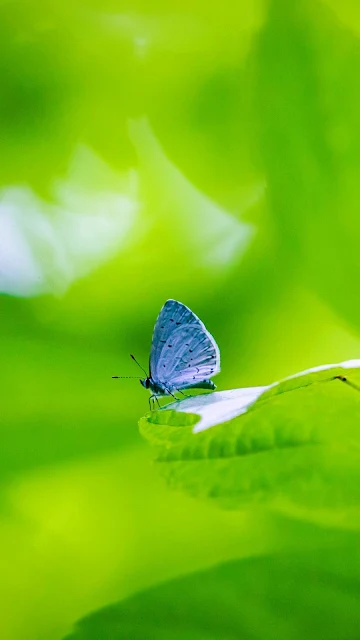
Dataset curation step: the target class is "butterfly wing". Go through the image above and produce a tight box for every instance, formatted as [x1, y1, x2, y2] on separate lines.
[150, 299, 205, 378]
[151, 322, 220, 391]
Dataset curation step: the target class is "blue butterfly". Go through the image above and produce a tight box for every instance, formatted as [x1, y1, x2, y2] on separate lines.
[114, 300, 220, 409]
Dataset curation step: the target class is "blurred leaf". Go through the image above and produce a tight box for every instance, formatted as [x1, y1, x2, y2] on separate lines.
[0, 176, 138, 297]
[0, 0, 264, 196]
[128, 117, 257, 267]
[63, 534, 360, 640]
[252, 0, 360, 331]
[140, 362, 360, 528]
[35, 118, 259, 337]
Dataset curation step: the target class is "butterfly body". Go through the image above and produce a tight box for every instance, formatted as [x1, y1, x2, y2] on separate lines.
[140, 376, 216, 396]
[143, 299, 220, 405]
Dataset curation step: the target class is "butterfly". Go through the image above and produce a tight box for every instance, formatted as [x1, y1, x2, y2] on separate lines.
[114, 300, 220, 409]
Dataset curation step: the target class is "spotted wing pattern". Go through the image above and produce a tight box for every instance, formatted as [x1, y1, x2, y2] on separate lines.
[150, 300, 220, 390]
[150, 300, 204, 378]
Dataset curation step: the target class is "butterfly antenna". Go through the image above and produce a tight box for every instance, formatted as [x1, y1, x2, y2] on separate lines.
[130, 354, 149, 377]
[112, 376, 141, 379]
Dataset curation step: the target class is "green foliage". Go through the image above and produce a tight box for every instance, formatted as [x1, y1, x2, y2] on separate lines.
[140, 365, 360, 528]
[64, 531, 360, 640]
[3, 1, 360, 639]
[252, 0, 360, 331]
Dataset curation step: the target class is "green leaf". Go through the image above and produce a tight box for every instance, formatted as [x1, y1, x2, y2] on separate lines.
[252, 0, 360, 330]
[63, 535, 360, 640]
[139, 361, 360, 528]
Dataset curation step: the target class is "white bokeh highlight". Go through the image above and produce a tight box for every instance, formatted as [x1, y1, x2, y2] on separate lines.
[0, 148, 138, 297]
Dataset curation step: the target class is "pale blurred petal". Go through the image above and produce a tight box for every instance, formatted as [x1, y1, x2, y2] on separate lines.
[129, 117, 262, 269]
[0, 150, 139, 297]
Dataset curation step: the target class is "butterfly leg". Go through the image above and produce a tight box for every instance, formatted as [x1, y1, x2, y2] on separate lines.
[149, 395, 161, 410]
[178, 390, 190, 398]
[164, 388, 179, 402]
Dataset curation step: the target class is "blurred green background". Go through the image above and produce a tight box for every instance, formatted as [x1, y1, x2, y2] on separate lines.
[2, 0, 360, 638]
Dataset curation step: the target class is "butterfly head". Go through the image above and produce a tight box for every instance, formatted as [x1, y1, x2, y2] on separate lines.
[140, 377, 150, 389]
